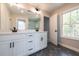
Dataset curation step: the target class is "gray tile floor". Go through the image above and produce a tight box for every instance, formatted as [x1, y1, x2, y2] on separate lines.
[30, 43, 79, 56]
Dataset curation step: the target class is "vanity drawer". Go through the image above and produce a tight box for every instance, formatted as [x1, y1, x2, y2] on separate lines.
[12, 34, 26, 39]
[26, 33, 38, 37]
[0, 34, 26, 41]
[26, 47, 35, 55]
[27, 42, 34, 48]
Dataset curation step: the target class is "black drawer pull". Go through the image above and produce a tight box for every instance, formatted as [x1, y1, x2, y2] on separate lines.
[28, 41, 32, 42]
[28, 48, 33, 51]
[29, 35, 32, 36]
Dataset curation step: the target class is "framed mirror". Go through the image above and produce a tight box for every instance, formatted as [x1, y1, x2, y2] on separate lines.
[28, 16, 40, 32]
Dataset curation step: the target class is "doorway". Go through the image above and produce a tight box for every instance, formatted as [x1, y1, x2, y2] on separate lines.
[44, 16, 50, 42]
[50, 14, 60, 46]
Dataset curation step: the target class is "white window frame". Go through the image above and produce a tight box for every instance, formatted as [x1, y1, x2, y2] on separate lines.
[61, 6, 79, 40]
[16, 18, 26, 32]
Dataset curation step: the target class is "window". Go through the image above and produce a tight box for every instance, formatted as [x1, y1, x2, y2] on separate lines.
[17, 20, 25, 31]
[63, 8, 79, 38]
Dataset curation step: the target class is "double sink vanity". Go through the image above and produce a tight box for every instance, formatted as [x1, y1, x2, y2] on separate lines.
[0, 3, 47, 56]
[0, 32, 47, 56]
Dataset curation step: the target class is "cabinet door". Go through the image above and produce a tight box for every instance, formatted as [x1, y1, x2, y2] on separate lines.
[40, 33, 47, 49]
[13, 39, 27, 56]
[0, 41, 13, 56]
[34, 33, 41, 51]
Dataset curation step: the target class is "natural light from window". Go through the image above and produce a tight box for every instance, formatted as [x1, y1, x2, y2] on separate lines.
[17, 20, 25, 31]
[63, 8, 79, 38]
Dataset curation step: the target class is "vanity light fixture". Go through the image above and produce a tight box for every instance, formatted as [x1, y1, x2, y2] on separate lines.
[31, 7, 41, 15]
[9, 3, 41, 15]
[9, 3, 24, 9]
[9, 3, 17, 6]
[35, 8, 39, 11]
[21, 10, 24, 13]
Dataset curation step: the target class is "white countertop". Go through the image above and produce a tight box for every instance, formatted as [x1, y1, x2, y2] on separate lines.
[0, 31, 47, 35]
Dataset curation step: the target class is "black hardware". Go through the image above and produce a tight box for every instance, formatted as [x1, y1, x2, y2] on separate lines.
[41, 37, 43, 41]
[10, 42, 11, 48]
[55, 30, 57, 32]
[28, 48, 33, 51]
[29, 35, 32, 36]
[13, 42, 14, 48]
[35, 8, 39, 11]
[28, 41, 32, 42]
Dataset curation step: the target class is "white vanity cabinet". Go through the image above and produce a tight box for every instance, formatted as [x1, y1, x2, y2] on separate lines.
[0, 40, 13, 56]
[0, 32, 47, 56]
[25, 33, 36, 55]
[34, 33, 41, 52]
[13, 39, 27, 56]
[40, 32, 47, 49]
[26, 33, 41, 55]
[0, 35, 13, 56]
[0, 39, 27, 56]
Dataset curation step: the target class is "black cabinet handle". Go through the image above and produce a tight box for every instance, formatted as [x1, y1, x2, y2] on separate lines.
[29, 35, 32, 36]
[10, 42, 11, 48]
[41, 37, 43, 41]
[28, 41, 32, 43]
[28, 48, 33, 51]
[13, 42, 14, 48]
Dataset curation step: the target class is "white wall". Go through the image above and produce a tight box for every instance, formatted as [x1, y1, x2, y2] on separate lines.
[0, 4, 1, 30]
[10, 14, 28, 31]
[0, 3, 10, 32]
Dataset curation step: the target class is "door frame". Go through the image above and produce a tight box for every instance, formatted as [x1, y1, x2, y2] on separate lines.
[57, 15, 61, 46]
[44, 16, 50, 42]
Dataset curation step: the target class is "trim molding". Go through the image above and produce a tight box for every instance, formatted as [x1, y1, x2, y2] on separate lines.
[60, 43, 79, 53]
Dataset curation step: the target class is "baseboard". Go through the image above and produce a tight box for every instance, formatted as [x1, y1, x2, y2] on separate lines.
[60, 43, 79, 53]
[49, 40, 58, 46]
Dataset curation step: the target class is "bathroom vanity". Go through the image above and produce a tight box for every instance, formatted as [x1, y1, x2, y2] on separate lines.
[0, 4, 47, 56]
[0, 32, 47, 56]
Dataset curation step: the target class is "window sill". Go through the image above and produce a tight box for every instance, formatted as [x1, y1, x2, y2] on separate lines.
[61, 36, 79, 41]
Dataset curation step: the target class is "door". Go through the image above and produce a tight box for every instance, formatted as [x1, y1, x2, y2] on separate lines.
[44, 16, 50, 42]
[0, 41, 13, 56]
[34, 33, 41, 51]
[40, 32, 47, 49]
[50, 14, 60, 46]
[13, 39, 27, 56]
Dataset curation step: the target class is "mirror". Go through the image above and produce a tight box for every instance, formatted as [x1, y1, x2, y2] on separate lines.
[0, 3, 42, 32]
[28, 16, 40, 31]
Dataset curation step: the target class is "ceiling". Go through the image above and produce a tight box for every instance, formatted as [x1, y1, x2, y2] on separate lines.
[26, 3, 64, 13]
[7, 3, 64, 16]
